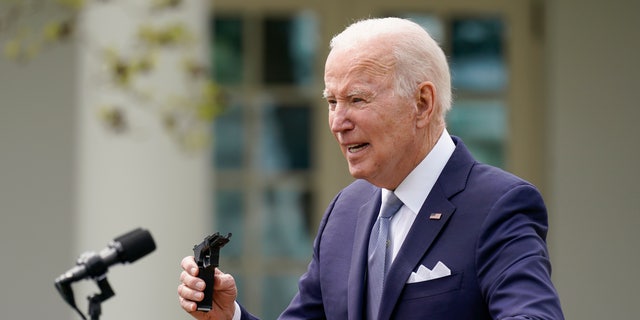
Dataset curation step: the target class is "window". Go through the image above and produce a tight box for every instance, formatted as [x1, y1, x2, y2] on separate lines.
[396, 13, 508, 168]
[211, 12, 318, 318]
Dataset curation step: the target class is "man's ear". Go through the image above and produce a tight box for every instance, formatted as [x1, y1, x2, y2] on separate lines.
[415, 81, 436, 128]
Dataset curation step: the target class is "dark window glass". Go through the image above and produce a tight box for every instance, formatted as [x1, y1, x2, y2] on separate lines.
[447, 99, 506, 168]
[215, 189, 244, 257]
[233, 275, 245, 306]
[214, 103, 244, 169]
[262, 186, 312, 258]
[260, 104, 311, 171]
[212, 16, 243, 85]
[263, 276, 301, 320]
[263, 14, 317, 85]
[451, 17, 507, 92]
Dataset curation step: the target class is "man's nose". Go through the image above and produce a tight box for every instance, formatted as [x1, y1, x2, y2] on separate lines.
[329, 105, 354, 133]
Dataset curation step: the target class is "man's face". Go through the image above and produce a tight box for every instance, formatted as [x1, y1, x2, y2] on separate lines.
[323, 46, 423, 189]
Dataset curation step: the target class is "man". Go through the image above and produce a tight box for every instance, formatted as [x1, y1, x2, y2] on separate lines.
[178, 17, 564, 319]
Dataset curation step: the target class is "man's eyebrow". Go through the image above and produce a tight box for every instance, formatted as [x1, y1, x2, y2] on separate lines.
[322, 88, 373, 99]
[346, 89, 366, 96]
[347, 89, 374, 99]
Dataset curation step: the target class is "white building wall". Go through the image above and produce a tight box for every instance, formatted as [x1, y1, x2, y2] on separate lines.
[0, 1, 212, 319]
[0, 29, 78, 320]
[547, 0, 640, 319]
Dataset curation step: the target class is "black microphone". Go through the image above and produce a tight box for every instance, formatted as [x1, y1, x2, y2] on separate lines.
[55, 227, 156, 285]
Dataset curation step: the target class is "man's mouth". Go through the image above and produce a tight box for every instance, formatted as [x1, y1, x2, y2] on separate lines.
[347, 143, 369, 153]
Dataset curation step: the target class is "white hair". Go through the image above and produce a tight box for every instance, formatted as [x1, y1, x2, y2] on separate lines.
[330, 17, 452, 115]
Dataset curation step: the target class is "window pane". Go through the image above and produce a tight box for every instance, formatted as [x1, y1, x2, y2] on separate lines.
[214, 102, 244, 169]
[262, 276, 300, 319]
[212, 16, 243, 85]
[233, 275, 246, 306]
[260, 104, 311, 171]
[262, 185, 312, 258]
[447, 99, 506, 168]
[262, 12, 317, 85]
[451, 17, 507, 92]
[215, 189, 244, 257]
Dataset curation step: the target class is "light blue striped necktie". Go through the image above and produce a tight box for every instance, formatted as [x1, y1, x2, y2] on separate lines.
[367, 192, 403, 320]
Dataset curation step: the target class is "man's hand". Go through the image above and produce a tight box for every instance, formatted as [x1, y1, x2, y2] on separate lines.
[178, 256, 238, 320]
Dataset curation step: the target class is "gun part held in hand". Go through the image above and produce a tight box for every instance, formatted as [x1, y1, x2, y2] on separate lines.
[192, 232, 232, 312]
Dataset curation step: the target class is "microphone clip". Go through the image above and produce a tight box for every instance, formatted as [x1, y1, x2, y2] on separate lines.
[54, 272, 115, 320]
[87, 276, 115, 320]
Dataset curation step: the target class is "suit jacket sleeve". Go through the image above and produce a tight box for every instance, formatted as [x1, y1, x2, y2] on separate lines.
[476, 183, 564, 320]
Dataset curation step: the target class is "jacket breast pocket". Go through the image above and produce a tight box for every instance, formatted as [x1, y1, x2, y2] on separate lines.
[401, 272, 463, 300]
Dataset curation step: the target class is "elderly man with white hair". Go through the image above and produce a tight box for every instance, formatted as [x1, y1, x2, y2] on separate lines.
[178, 17, 564, 320]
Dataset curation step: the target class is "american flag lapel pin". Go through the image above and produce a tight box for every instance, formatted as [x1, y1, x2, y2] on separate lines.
[429, 213, 442, 220]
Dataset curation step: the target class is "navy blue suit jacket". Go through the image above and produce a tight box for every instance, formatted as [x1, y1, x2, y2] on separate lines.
[240, 137, 563, 319]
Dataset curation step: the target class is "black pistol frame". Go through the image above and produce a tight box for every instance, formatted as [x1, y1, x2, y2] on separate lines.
[192, 232, 232, 312]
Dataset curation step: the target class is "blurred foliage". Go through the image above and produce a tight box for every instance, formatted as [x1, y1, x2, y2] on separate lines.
[0, 0, 223, 153]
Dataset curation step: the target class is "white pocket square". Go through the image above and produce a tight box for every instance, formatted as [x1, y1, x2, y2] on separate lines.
[407, 261, 451, 283]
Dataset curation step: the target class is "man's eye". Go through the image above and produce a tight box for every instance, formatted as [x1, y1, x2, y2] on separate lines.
[327, 100, 337, 110]
[352, 97, 365, 104]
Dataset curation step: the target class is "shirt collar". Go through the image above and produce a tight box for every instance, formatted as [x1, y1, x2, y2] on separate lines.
[382, 129, 455, 214]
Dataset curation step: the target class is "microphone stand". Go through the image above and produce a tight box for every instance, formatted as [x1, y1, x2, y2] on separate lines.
[55, 273, 115, 320]
[87, 275, 115, 320]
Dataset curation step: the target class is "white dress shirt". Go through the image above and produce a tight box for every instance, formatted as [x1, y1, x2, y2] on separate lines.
[382, 129, 455, 263]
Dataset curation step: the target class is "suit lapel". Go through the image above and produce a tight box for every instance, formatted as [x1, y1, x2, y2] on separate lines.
[347, 189, 381, 320]
[378, 184, 456, 320]
[377, 136, 475, 320]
